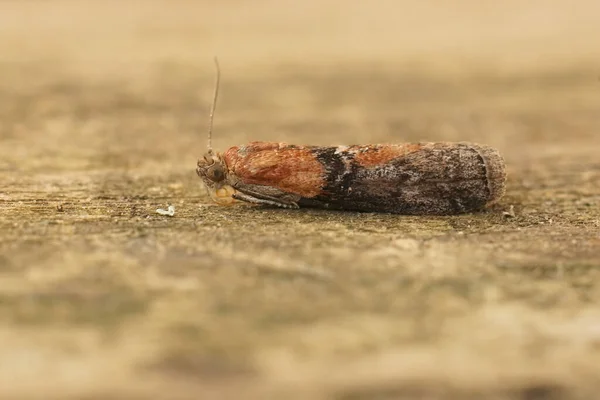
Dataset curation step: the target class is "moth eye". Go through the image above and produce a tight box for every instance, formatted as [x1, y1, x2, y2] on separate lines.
[209, 166, 225, 182]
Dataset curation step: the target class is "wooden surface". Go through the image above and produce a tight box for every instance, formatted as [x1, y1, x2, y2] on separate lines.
[1, 1, 599, 399]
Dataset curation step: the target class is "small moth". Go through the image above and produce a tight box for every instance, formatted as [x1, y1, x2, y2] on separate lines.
[196, 59, 506, 215]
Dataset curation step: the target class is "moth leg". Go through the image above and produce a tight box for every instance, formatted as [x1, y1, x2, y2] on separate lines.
[232, 192, 299, 209]
[232, 183, 300, 209]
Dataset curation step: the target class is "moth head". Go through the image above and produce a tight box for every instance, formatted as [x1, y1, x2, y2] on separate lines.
[195, 58, 237, 205]
[196, 152, 237, 205]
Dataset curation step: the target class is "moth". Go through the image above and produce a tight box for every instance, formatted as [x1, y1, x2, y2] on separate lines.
[196, 59, 506, 215]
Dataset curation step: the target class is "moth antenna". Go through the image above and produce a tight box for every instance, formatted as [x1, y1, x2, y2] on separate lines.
[207, 56, 220, 155]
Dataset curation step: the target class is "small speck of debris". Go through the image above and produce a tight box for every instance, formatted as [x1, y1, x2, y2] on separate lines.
[503, 205, 516, 218]
[156, 205, 175, 217]
[56, 204, 64, 212]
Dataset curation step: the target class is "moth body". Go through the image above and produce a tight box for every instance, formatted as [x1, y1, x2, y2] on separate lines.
[196, 141, 506, 215]
[195, 60, 506, 215]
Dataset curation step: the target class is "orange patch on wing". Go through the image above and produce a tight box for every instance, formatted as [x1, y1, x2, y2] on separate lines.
[224, 142, 325, 197]
[351, 144, 424, 168]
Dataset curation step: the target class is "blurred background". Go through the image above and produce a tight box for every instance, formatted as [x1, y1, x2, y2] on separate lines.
[1, 1, 599, 399]
[2, 0, 599, 163]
